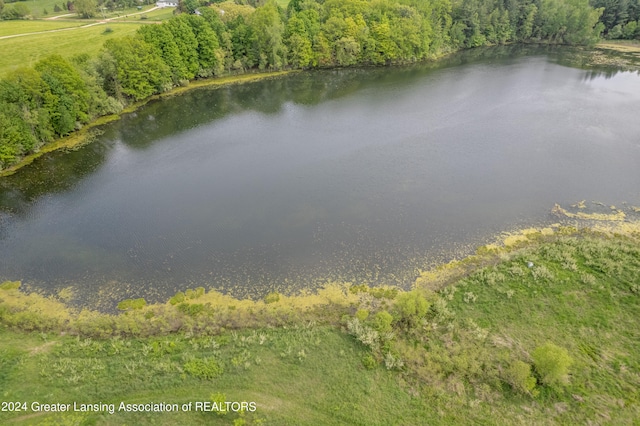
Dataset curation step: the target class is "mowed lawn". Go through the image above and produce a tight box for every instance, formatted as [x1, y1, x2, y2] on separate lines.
[0, 22, 147, 76]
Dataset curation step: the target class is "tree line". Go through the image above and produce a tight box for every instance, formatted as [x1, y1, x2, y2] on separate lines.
[0, 0, 604, 168]
[590, 0, 640, 39]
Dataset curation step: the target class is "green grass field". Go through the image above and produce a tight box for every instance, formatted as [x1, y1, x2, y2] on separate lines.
[0, 20, 86, 37]
[0, 227, 639, 424]
[0, 22, 146, 76]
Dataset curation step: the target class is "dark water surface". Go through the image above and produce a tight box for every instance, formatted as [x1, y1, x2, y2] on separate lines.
[2, 47, 639, 309]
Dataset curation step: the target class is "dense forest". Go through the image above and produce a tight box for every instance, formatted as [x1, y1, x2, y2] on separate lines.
[0, 0, 605, 168]
[591, 0, 640, 38]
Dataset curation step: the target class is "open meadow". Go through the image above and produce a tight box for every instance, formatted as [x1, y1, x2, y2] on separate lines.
[0, 22, 147, 76]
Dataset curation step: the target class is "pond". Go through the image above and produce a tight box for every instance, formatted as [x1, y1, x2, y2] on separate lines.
[1, 46, 639, 309]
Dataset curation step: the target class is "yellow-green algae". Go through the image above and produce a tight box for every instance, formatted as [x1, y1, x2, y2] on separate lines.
[552, 202, 626, 221]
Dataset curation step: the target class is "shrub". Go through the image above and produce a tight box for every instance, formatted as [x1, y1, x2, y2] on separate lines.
[184, 357, 223, 379]
[0, 281, 21, 290]
[355, 309, 369, 321]
[349, 284, 369, 294]
[169, 291, 185, 305]
[504, 360, 537, 395]
[532, 342, 573, 386]
[362, 354, 377, 369]
[117, 298, 146, 311]
[264, 292, 280, 304]
[373, 311, 393, 333]
[395, 290, 430, 326]
[177, 303, 206, 317]
[210, 392, 228, 416]
[383, 351, 404, 370]
[185, 287, 205, 299]
[346, 317, 379, 348]
[369, 287, 398, 299]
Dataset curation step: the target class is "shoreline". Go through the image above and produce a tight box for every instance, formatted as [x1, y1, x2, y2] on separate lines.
[595, 40, 640, 54]
[2, 216, 639, 329]
[4, 42, 633, 179]
[0, 70, 297, 178]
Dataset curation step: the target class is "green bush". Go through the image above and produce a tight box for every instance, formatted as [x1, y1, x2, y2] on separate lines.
[184, 357, 223, 379]
[532, 342, 573, 386]
[210, 392, 228, 416]
[169, 291, 185, 305]
[0, 281, 21, 290]
[264, 292, 280, 304]
[355, 309, 369, 321]
[177, 303, 205, 317]
[117, 298, 146, 311]
[185, 287, 205, 299]
[349, 284, 369, 294]
[373, 311, 393, 333]
[395, 290, 430, 326]
[504, 360, 537, 395]
[362, 353, 377, 369]
[369, 287, 398, 299]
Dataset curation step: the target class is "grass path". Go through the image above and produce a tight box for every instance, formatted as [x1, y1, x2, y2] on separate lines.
[46, 13, 76, 20]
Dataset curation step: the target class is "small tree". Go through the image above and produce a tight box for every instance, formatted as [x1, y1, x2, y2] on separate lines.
[74, 0, 96, 18]
[12, 3, 31, 18]
[532, 342, 573, 386]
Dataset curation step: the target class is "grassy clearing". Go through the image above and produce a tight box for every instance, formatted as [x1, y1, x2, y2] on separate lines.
[0, 22, 145, 76]
[1, 223, 639, 424]
[0, 326, 434, 425]
[0, 20, 85, 37]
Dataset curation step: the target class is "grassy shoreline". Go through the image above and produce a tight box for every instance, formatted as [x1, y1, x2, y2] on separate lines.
[596, 39, 640, 53]
[0, 70, 296, 178]
[1, 221, 639, 424]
